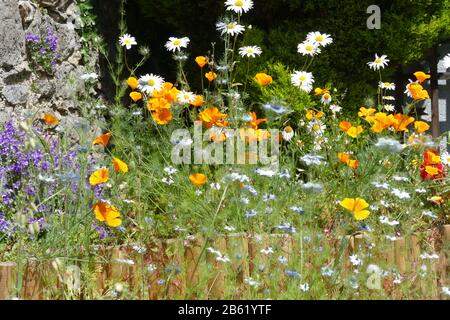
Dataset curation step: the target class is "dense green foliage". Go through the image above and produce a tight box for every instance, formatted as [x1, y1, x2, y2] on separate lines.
[128, 0, 450, 109]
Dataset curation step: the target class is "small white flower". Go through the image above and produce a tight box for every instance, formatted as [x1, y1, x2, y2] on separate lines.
[297, 41, 321, 56]
[138, 73, 164, 94]
[306, 31, 333, 47]
[420, 253, 440, 260]
[260, 247, 274, 255]
[299, 283, 310, 292]
[379, 215, 400, 226]
[300, 154, 325, 166]
[277, 255, 288, 265]
[384, 104, 395, 112]
[165, 36, 190, 52]
[349, 254, 362, 266]
[162, 177, 174, 185]
[262, 194, 276, 202]
[321, 93, 332, 105]
[238, 45, 262, 58]
[119, 33, 137, 49]
[244, 277, 260, 287]
[374, 137, 404, 153]
[391, 188, 410, 200]
[442, 286, 450, 296]
[392, 176, 409, 182]
[329, 104, 342, 113]
[177, 90, 196, 104]
[415, 188, 427, 193]
[307, 120, 326, 137]
[321, 266, 334, 277]
[210, 183, 221, 190]
[224, 225, 236, 232]
[371, 182, 390, 190]
[422, 210, 437, 219]
[290, 206, 304, 214]
[282, 127, 295, 141]
[255, 168, 277, 177]
[225, 0, 254, 14]
[379, 82, 396, 90]
[386, 235, 398, 241]
[114, 258, 135, 265]
[367, 54, 389, 70]
[80, 73, 99, 81]
[164, 166, 178, 175]
[291, 71, 314, 92]
[216, 21, 245, 36]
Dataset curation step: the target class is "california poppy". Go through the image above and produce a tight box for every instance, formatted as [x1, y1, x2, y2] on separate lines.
[189, 173, 207, 187]
[130, 91, 142, 102]
[89, 168, 109, 186]
[93, 132, 112, 146]
[112, 157, 129, 173]
[340, 198, 370, 220]
[42, 113, 59, 126]
[247, 112, 267, 130]
[205, 71, 217, 82]
[414, 121, 430, 134]
[255, 73, 273, 86]
[195, 56, 208, 68]
[413, 71, 430, 84]
[127, 77, 139, 90]
[93, 201, 122, 227]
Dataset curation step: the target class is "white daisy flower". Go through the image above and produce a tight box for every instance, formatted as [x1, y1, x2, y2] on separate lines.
[225, 0, 254, 14]
[379, 82, 396, 90]
[165, 37, 190, 52]
[307, 120, 326, 136]
[119, 34, 137, 50]
[441, 152, 450, 166]
[297, 41, 321, 56]
[321, 93, 332, 104]
[138, 74, 164, 94]
[282, 126, 295, 141]
[349, 254, 362, 266]
[306, 31, 333, 47]
[238, 45, 262, 58]
[367, 54, 390, 70]
[176, 90, 196, 104]
[329, 104, 342, 113]
[291, 71, 314, 92]
[299, 283, 310, 292]
[216, 21, 245, 36]
[384, 104, 395, 112]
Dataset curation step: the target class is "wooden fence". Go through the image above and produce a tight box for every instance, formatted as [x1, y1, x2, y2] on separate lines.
[0, 225, 449, 300]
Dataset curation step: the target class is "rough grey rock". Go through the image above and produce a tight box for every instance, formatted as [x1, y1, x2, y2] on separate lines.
[0, 0, 26, 69]
[0, 0, 99, 124]
[2, 84, 29, 105]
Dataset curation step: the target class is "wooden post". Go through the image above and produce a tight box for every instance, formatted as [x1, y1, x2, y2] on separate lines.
[21, 259, 42, 300]
[430, 46, 440, 138]
[184, 235, 204, 299]
[226, 233, 249, 298]
[164, 239, 185, 299]
[206, 237, 227, 299]
[0, 262, 16, 299]
[394, 238, 406, 274]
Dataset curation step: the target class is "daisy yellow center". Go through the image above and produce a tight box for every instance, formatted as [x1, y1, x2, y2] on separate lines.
[184, 95, 190, 100]
[173, 39, 181, 46]
[299, 75, 306, 81]
[124, 39, 132, 44]
[305, 45, 314, 51]
[234, 0, 244, 6]
[313, 125, 321, 131]
[284, 126, 293, 133]
[246, 49, 253, 53]
[315, 35, 324, 42]
[147, 79, 155, 86]
[227, 23, 236, 29]
[375, 59, 382, 64]
[324, 93, 330, 99]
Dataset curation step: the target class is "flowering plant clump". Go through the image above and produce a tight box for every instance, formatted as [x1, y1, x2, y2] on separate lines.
[0, 0, 449, 300]
[25, 27, 60, 74]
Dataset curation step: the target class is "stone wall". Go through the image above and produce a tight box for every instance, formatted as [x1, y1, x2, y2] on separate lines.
[0, 0, 98, 123]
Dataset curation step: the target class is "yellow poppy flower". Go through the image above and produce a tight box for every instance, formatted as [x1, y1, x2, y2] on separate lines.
[127, 77, 139, 90]
[190, 95, 205, 107]
[358, 107, 376, 118]
[89, 168, 109, 186]
[425, 166, 439, 176]
[129, 91, 142, 102]
[112, 157, 129, 173]
[93, 201, 122, 227]
[346, 126, 364, 138]
[340, 198, 370, 220]
[414, 121, 430, 134]
[413, 71, 430, 83]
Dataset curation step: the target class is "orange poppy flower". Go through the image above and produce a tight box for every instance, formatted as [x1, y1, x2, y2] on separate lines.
[255, 73, 273, 86]
[391, 113, 415, 132]
[339, 121, 352, 132]
[407, 83, 429, 101]
[189, 173, 207, 187]
[414, 121, 430, 134]
[93, 132, 112, 146]
[195, 56, 208, 68]
[42, 113, 59, 126]
[314, 88, 330, 96]
[151, 108, 173, 125]
[205, 71, 217, 82]
[247, 112, 267, 129]
[198, 107, 228, 128]
[93, 201, 122, 227]
[89, 168, 109, 186]
[191, 95, 205, 107]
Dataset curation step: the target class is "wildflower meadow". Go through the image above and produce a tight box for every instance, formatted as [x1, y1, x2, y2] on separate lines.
[0, 0, 449, 302]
